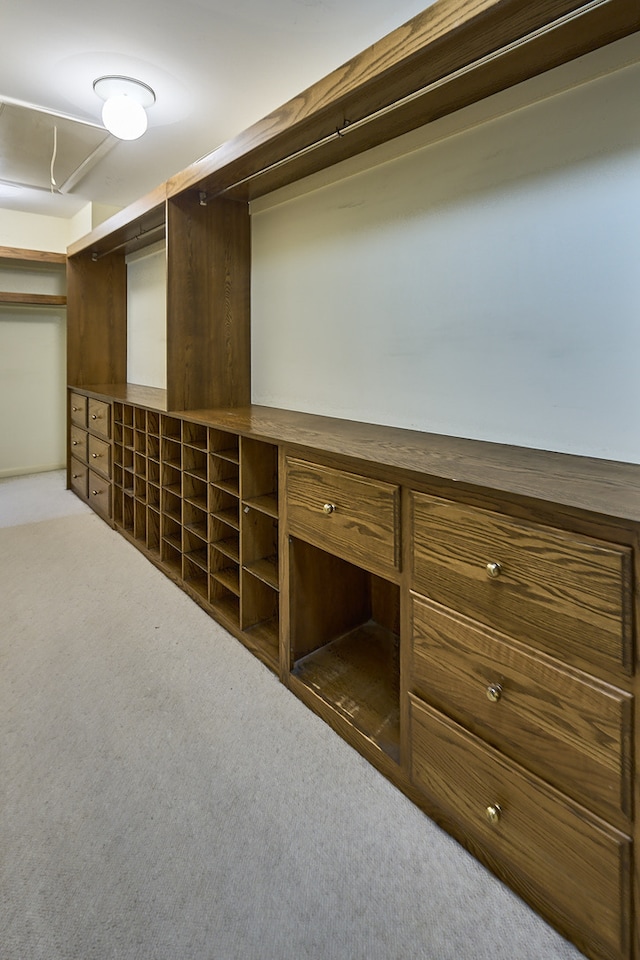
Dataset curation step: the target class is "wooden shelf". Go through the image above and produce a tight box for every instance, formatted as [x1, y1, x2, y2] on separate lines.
[0, 291, 66, 306]
[212, 537, 240, 562]
[0, 246, 65, 264]
[243, 493, 278, 518]
[212, 566, 240, 596]
[292, 621, 400, 762]
[244, 556, 279, 591]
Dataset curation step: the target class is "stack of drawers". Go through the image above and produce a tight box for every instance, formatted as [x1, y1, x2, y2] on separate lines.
[408, 492, 633, 960]
[69, 392, 112, 519]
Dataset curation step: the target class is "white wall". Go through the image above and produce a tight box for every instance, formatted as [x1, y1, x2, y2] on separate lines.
[0, 306, 67, 477]
[0, 203, 121, 477]
[126, 242, 167, 389]
[251, 36, 640, 464]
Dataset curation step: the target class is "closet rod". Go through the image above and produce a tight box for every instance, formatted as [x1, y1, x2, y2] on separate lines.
[90, 222, 165, 261]
[196, 0, 613, 201]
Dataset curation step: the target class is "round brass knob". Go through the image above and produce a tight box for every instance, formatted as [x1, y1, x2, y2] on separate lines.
[486, 683, 502, 703]
[72, 440, 78, 445]
[92, 452, 98, 458]
[91, 414, 98, 420]
[486, 561, 502, 578]
[322, 502, 336, 515]
[91, 489, 99, 496]
[486, 804, 501, 825]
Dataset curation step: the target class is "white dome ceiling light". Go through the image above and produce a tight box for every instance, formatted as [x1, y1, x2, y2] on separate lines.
[93, 75, 156, 141]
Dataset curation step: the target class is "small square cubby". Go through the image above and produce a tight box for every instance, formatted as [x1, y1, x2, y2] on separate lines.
[147, 411, 160, 436]
[209, 428, 239, 463]
[183, 444, 207, 481]
[289, 538, 400, 762]
[183, 421, 207, 450]
[183, 472, 207, 511]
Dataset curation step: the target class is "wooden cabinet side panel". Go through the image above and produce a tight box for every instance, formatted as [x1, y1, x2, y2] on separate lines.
[66, 252, 127, 386]
[166, 194, 250, 411]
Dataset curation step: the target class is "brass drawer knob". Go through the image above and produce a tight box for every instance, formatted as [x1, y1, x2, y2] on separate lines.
[92, 414, 97, 419]
[486, 561, 502, 578]
[72, 440, 78, 445]
[322, 502, 336, 515]
[91, 488, 101, 496]
[92, 452, 99, 458]
[486, 682, 503, 703]
[486, 804, 502, 825]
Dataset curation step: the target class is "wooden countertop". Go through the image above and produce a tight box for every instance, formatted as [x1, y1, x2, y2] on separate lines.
[71, 385, 640, 523]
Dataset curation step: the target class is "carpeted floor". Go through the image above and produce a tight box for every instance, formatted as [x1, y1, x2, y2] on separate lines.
[0, 471, 583, 960]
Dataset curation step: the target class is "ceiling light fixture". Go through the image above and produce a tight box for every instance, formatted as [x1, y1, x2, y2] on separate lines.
[93, 75, 156, 141]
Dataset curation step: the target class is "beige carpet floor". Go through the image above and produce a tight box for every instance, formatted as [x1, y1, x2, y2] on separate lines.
[0, 471, 583, 960]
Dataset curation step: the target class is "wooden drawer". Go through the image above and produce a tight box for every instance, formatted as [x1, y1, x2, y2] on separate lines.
[411, 493, 632, 676]
[286, 457, 399, 575]
[88, 469, 111, 519]
[69, 425, 87, 462]
[70, 392, 87, 427]
[88, 435, 111, 480]
[410, 695, 631, 960]
[411, 594, 632, 822]
[88, 398, 111, 439]
[70, 458, 88, 499]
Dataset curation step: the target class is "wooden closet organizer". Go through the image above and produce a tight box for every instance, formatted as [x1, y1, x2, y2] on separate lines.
[66, 4, 640, 959]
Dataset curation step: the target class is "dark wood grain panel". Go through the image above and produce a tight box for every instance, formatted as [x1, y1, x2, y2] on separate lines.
[69, 393, 87, 427]
[286, 457, 400, 577]
[411, 595, 633, 822]
[88, 399, 111, 440]
[412, 492, 632, 675]
[70, 425, 87, 463]
[88, 469, 111, 520]
[66, 252, 127, 387]
[410, 696, 632, 960]
[166, 193, 250, 411]
[69, 458, 88, 499]
[70, 384, 168, 410]
[88, 435, 111, 481]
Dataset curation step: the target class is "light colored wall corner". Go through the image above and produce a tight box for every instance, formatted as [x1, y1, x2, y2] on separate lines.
[67, 202, 121, 247]
[0, 208, 69, 251]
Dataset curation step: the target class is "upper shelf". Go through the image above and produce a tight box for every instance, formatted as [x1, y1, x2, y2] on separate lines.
[0, 246, 67, 307]
[68, 0, 640, 259]
[0, 246, 65, 265]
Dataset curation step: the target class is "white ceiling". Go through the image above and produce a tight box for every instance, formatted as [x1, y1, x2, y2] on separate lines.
[0, 0, 435, 219]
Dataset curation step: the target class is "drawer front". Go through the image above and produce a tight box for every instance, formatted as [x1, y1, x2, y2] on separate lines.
[88, 435, 111, 480]
[70, 392, 87, 427]
[411, 594, 632, 821]
[70, 425, 87, 463]
[286, 457, 399, 575]
[70, 458, 88, 499]
[88, 469, 111, 519]
[411, 493, 632, 676]
[410, 696, 631, 960]
[88, 399, 111, 439]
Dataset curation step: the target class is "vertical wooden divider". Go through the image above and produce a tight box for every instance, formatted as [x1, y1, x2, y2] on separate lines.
[166, 192, 251, 412]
